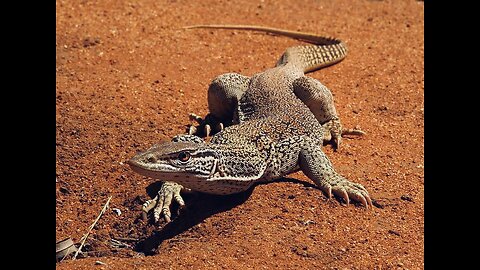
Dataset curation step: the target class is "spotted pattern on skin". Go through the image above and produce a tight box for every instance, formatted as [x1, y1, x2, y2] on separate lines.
[128, 26, 372, 221]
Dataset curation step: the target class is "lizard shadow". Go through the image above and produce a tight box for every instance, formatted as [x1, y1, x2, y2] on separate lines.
[135, 177, 316, 255]
[135, 181, 254, 255]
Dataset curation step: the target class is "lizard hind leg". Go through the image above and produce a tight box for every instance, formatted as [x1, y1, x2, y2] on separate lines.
[188, 73, 250, 137]
[292, 76, 364, 150]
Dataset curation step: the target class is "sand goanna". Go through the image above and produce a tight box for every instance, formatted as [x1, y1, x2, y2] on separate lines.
[128, 25, 372, 223]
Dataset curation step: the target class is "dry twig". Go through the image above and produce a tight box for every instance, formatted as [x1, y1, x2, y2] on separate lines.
[73, 196, 112, 260]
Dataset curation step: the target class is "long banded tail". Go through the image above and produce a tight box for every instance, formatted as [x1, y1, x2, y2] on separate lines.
[183, 24, 347, 73]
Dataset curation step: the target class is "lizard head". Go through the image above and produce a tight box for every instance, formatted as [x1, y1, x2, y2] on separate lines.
[127, 141, 219, 181]
[128, 137, 267, 195]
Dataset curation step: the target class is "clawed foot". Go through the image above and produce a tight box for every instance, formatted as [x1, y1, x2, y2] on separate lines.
[187, 113, 225, 137]
[322, 119, 365, 150]
[320, 178, 372, 208]
[141, 181, 190, 223]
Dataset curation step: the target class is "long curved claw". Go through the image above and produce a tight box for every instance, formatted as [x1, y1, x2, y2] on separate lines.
[332, 136, 341, 151]
[141, 196, 158, 221]
[187, 112, 225, 137]
[330, 179, 371, 209]
[341, 128, 366, 137]
[174, 192, 185, 208]
[332, 187, 350, 206]
[189, 113, 204, 124]
[173, 187, 188, 217]
[204, 124, 211, 137]
[161, 206, 171, 223]
[157, 188, 174, 223]
[216, 122, 224, 133]
[322, 119, 342, 150]
[326, 186, 333, 199]
[188, 125, 197, 135]
[320, 184, 333, 199]
[365, 194, 373, 208]
[347, 192, 368, 209]
[152, 193, 165, 223]
[329, 127, 365, 151]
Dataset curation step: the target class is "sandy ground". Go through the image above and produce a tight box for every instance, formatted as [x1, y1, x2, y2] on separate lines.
[56, 0, 424, 269]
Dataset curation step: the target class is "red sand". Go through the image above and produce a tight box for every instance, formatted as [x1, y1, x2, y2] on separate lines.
[56, 0, 424, 269]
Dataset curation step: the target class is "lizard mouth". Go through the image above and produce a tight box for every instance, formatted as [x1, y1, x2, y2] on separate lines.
[127, 158, 176, 177]
[127, 158, 210, 180]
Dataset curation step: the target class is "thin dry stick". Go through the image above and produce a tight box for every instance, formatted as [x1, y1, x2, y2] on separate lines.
[73, 195, 112, 260]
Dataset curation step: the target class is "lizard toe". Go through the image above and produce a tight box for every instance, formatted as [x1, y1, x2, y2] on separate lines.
[347, 191, 369, 209]
[204, 124, 211, 137]
[216, 122, 224, 132]
[333, 180, 371, 208]
[331, 186, 350, 206]
[317, 183, 333, 199]
[332, 136, 341, 151]
[173, 188, 186, 216]
[341, 128, 366, 137]
[188, 125, 197, 135]
[141, 196, 158, 221]
[161, 206, 172, 223]
[144, 181, 187, 224]
[153, 198, 164, 223]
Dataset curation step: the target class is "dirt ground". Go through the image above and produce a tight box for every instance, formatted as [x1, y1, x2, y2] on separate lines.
[56, 0, 424, 269]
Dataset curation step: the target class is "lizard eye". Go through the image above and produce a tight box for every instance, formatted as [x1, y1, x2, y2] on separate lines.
[178, 151, 190, 162]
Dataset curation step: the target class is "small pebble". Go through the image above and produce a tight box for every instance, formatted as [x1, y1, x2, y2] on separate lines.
[400, 195, 414, 202]
[388, 229, 401, 236]
[95, 260, 107, 265]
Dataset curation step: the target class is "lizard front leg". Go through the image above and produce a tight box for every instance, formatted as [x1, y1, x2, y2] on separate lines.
[298, 137, 372, 208]
[140, 134, 203, 223]
[141, 181, 191, 222]
[292, 76, 364, 150]
[188, 73, 250, 137]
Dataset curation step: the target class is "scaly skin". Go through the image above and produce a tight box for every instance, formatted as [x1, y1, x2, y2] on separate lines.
[128, 25, 371, 223]
[185, 25, 364, 145]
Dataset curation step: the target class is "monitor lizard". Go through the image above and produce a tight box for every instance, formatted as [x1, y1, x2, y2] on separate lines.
[128, 25, 372, 223]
